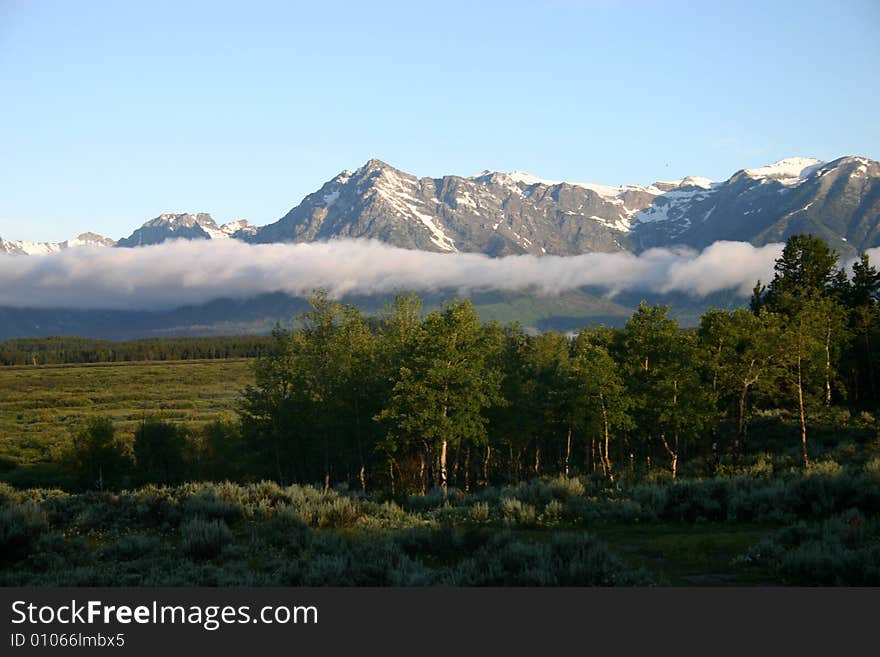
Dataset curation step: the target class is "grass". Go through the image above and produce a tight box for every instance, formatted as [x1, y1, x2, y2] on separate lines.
[1, 470, 876, 585]
[591, 521, 778, 585]
[0, 359, 254, 468]
[0, 481, 783, 585]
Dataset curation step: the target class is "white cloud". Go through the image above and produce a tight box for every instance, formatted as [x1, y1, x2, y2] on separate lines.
[0, 238, 785, 310]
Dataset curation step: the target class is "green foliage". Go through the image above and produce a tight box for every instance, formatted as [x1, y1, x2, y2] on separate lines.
[445, 531, 654, 586]
[102, 533, 163, 560]
[752, 234, 841, 313]
[737, 513, 880, 585]
[0, 472, 877, 585]
[0, 480, 654, 585]
[0, 359, 253, 480]
[547, 475, 586, 499]
[180, 517, 232, 560]
[0, 334, 273, 366]
[377, 298, 503, 491]
[500, 497, 539, 526]
[0, 501, 49, 562]
[133, 420, 188, 485]
[184, 492, 245, 524]
[66, 417, 131, 490]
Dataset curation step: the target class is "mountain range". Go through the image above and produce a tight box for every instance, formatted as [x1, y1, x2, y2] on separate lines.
[3, 155, 878, 257]
[1, 155, 878, 339]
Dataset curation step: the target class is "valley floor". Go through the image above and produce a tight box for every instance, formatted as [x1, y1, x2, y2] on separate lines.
[0, 359, 253, 484]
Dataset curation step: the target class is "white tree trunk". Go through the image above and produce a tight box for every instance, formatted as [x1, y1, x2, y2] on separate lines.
[440, 439, 448, 494]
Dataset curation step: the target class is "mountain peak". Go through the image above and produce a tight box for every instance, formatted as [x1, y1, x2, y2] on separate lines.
[356, 158, 396, 174]
[116, 212, 221, 247]
[64, 232, 116, 248]
[220, 219, 256, 237]
[151, 212, 216, 227]
[743, 157, 825, 182]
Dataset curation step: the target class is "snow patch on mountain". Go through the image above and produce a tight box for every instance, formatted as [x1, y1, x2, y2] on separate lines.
[367, 166, 458, 251]
[633, 186, 719, 228]
[503, 171, 651, 201]
[1, 232, 115, 255]
[744, 157, 825, 185]
[63, 233, 117, 248]
[220, 220, 256, 237]
[652, 176, 716, 190]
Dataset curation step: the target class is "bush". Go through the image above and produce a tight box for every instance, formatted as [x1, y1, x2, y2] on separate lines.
[299, 538, 428, 586]
[805, 459, 843, 478]
[509, 479, 553, 507]
[180, 517, 232, 560]
[103, 532, 163, 560]
[500, 498, 538, 526]
[548, 476, 585, 499]
[737, 513, 880, 585]
[129, 486, 181, 526]
[0, 502, 49, 561]
[185, 493, 244, 524]
[354, 501, 418, 530]
[405, 488, 448, 512]
[540, 499, 563, 526]
[316, 496, 362, 528]
[446, 532, 654, 586]
[468, 501, 491, 524]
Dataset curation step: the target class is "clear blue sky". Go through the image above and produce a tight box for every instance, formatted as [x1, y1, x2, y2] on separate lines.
[1, 0, 878, 241]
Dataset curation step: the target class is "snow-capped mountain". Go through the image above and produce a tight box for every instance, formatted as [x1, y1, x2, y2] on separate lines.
[4, 155, 879, 257]
[244, 155, 880, 256]
[0, 232, 116, 256]
[245, 158, 699, 255]
[634, 156, 880, 253]
[115, 213, 255, 247]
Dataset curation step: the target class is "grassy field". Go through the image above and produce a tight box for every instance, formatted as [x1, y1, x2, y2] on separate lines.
[0, 359, 254, 467]
[1, 359, 878, 586]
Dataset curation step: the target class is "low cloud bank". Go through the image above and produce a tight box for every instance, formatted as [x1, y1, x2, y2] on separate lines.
[0, 239, 789, 310]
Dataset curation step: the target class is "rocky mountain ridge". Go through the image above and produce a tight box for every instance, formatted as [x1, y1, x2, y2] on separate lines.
[3, 155, 878, 257]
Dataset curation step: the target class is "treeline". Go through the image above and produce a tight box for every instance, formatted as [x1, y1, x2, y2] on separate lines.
[65, 418, 246, 490]
[0, 335, 274, 366]
[66, 235, 880, 496]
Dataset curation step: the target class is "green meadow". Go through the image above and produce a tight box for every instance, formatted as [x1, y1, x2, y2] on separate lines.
[0, 360, 253, 471]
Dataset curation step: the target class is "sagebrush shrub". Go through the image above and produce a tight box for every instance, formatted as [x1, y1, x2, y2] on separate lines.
[737, 513, 880, 585]
[0, 502, 48, 561]
[548, 476, 586, 499]
[445, 531, 654, 586]
[316, 496, 361, 528]
[500, 497, 537, 526]
[540, 499, 563, 526]
[104, 532, 162, 560]
[185, 493, 244, 523]
[180, 517, 232, 560]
